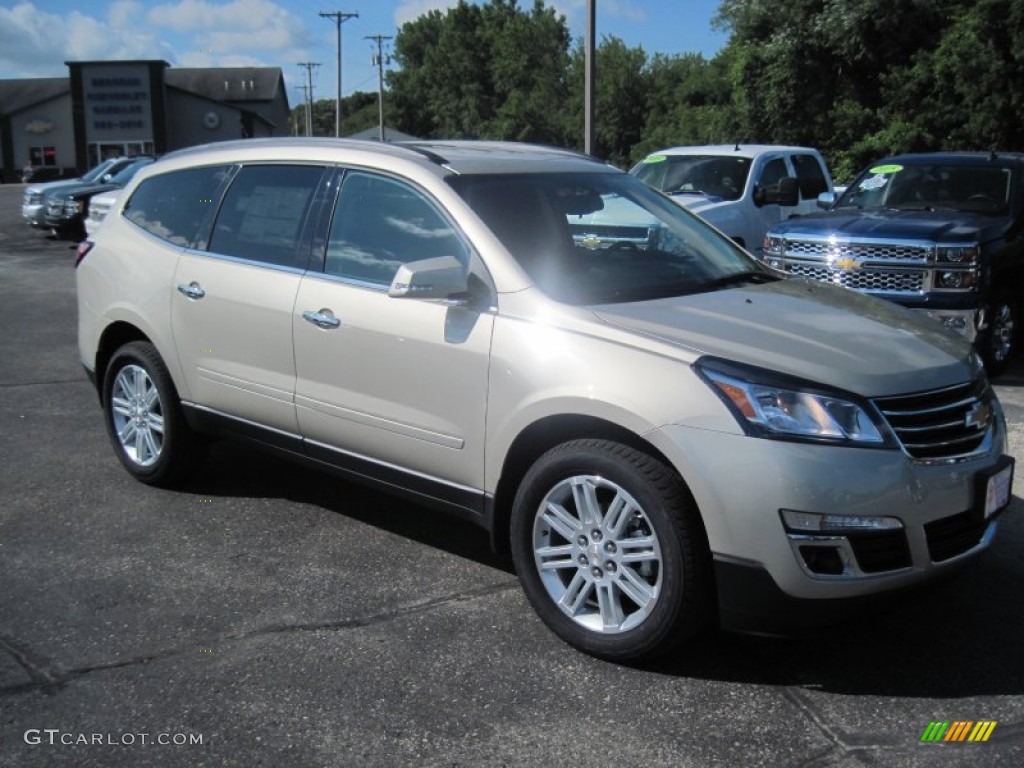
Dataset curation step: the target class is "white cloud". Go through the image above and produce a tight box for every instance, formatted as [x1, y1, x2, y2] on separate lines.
[0, 2, 176, 78]
[147, 0, 303, 37]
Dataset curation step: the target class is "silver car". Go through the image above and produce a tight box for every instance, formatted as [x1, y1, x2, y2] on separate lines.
[22, 157, 135, 228]
[75, 139, 1014, 661]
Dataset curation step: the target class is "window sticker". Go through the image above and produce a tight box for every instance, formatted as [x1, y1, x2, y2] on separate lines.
[859, 174, 889, 191]
[868, 164, 903, 174]
[643, 154, 667, 163]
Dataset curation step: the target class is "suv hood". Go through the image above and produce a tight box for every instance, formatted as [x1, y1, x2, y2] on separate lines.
[593, 278, 975, 397]
[50, 181, 118, 200]
[770, 208, 1007, 243]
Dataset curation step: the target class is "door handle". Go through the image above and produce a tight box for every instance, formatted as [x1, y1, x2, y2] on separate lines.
[302, 308, 341, 329]
[177, 281, 205, 300]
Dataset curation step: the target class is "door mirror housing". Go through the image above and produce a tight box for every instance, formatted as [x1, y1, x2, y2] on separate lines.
[817, 191, 838, 210]
[389, 255, 469, 300]
[757, 176, 800, 207]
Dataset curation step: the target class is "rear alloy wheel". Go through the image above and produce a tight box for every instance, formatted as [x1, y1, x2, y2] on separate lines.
[511, 439, 711, 661]
[102, 341, 204, 486]
[981, 294, 1018, 377]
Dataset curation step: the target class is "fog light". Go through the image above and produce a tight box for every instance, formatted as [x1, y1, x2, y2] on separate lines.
[781, 509, 903, 533]
[799, 545, 845, 575]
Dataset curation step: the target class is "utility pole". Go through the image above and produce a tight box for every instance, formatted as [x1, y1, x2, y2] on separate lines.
[585, 0, 596, 155]
[296, 84, 311, 135]
[319, 10, 358, 138]
[297, 62, 321, 136]
[365, 35, 392, 142]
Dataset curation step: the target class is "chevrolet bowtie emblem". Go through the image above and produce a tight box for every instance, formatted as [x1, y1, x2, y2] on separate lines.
[964, 401, 992, 430]
[831, 257, 860, 271]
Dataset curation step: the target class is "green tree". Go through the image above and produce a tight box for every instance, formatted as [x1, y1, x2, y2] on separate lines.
[876, 0, 1024, 155]
[714, 0, 954, 176]
[388, 0, 571, 143]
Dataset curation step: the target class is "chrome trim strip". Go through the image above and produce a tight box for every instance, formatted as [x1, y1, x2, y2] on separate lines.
[182, 401, 302, 441]
[304, 437, 481, 496]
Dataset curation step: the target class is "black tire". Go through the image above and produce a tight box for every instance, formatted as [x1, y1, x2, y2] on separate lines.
[980, 292, 1018, 377]
[102, 341, 205, 486]
[510, 439, 712, 662]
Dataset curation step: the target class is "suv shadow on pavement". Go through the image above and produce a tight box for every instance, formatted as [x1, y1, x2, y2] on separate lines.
[181, 436, 1023, 699]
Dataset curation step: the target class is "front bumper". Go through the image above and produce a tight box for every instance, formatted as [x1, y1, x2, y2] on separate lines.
[649, 411, 1010, 627]
[916, 306, 982, 342]
[22, 203, 45, 227]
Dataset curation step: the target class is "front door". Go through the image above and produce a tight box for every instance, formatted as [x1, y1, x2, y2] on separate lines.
[293, 170, 493, 495]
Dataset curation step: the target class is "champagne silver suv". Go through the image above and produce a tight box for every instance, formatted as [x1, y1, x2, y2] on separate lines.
[76, 139, 1014, 661]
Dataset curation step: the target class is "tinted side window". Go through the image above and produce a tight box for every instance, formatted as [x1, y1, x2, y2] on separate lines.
[758, 158, 788, 189]
[791, 154, 828, 199]
[325, 171, 468, 286]
[124, 165, 231, 247]
[209, 165, 324, 267]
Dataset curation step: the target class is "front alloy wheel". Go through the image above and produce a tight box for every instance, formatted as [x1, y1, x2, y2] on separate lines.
[511, 439, 711, 661]
[533, 475, 662, 634]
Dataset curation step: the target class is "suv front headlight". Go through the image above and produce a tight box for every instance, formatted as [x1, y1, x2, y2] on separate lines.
[696, 360, 888, 445]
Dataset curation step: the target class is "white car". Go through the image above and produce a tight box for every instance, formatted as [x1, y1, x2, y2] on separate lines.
[631, 145, 834, 256]
[84, 189, 122, 236]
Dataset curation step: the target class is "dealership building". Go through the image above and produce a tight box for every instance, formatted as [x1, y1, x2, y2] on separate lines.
[0, 59, 291, 182]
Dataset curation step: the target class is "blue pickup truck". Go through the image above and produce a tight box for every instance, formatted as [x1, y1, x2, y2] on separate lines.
[761, 153, 1024, 375]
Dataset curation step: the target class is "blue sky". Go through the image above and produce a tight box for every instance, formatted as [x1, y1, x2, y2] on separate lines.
[0, 1, 729, 108]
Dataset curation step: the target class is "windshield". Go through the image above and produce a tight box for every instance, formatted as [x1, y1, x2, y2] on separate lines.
[111, 158, 154, 185]
[449, 171, 774, 305]
[836, 161, 1012, 214]
[82, 159, 116, 183]
[631, 154, 752, 201]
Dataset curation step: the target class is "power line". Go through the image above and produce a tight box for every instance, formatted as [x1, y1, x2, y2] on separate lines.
[319, 11, 359, 138]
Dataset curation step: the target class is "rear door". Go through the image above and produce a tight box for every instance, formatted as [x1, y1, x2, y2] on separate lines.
[171, 164, 326, 433]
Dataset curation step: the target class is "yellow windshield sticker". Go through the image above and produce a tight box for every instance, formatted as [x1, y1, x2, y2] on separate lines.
[643, 155, 667, 163]
[868, 164, 903, 174]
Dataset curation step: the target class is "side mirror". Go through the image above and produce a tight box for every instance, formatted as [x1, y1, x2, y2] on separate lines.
[389, 255, 469, 300]
[101, 173, 113, 182]
[757, 176, 799, 207]
[817, 191, 837, 210]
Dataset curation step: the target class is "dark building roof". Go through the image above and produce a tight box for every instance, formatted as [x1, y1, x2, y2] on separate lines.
[0, 78, 70, 116]
[164, 68, 285, 105]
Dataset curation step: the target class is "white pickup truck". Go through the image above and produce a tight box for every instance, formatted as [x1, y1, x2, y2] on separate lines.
[630, 145, 834, 256]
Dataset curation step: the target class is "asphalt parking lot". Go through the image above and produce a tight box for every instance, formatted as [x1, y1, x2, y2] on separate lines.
[1, 182, 1022, 768]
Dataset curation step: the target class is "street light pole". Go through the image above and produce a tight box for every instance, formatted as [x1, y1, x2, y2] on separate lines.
[319, 10, 358, 138]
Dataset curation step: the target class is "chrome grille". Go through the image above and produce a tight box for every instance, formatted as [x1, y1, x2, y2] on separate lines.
[784, 240, 930, 263]
[786, 263, 925, 293]
[873, 379, 992, 460]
